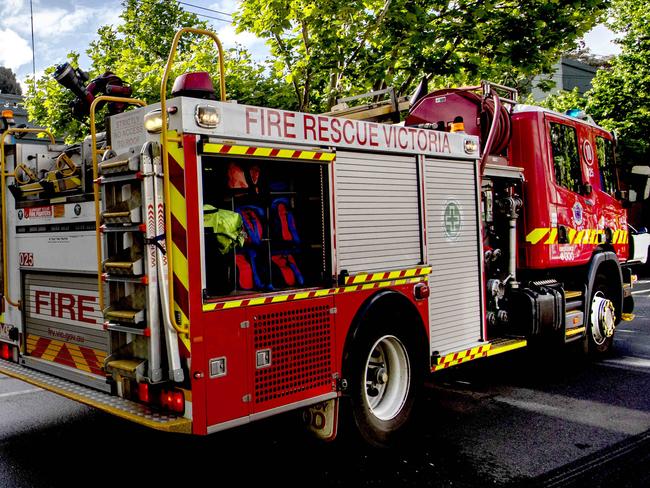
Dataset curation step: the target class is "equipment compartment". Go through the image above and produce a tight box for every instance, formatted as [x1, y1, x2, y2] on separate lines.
[201, 153, 331, 298]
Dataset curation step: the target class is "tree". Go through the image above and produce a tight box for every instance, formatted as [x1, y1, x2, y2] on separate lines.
[234, 0, 609, 112]
[24, 0, 293, 141]
[0, 67, 22, 95]
[587, 0, 650, 165]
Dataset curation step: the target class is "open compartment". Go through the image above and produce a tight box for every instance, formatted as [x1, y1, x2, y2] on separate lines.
[201, 152, 332, 299]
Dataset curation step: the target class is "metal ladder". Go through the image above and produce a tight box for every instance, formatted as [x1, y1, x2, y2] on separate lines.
[89, 97, 183, 392]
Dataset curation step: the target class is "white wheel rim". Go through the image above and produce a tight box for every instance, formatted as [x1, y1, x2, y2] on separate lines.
[363, 335, 410, 421]
[590, 291, 616, 346]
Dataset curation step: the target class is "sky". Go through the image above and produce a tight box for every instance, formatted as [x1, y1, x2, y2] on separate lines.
[0, 0, 622, 93]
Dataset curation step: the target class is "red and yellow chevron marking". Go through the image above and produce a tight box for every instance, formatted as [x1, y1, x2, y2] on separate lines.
[345, 266, 432, 285]
[432, 338, 527, 372]
[202, 143, 335, 162]
[525, 228, 628, 245]
[203, 276, 427, 312]
[26, 334, 106, 376]
[167, 132, 191, 352]
[432, 344, 491, 371]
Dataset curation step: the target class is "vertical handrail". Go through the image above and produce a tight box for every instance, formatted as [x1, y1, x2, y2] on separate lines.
[89, 96, 146, 313]
[160, 28, 226, 334]
[0, 128, 56, 308]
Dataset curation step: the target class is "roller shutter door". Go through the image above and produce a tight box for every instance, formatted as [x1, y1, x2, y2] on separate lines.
[334, 151, 422, 273]
[425, 158, 483, 355]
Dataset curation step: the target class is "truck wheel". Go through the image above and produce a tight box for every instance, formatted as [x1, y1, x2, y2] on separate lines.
[346, 324, 420, 447]
[586, 275, 616, 355]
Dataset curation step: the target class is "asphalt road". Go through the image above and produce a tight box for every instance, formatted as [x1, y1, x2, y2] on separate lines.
[1, 288, 649, 487]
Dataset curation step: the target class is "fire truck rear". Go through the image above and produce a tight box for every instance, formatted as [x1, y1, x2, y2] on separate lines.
[0, 29, 636, 446]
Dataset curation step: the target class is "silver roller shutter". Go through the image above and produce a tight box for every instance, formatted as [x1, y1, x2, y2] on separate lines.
[425, 157, 484, 355]
[334, 151, 422, 273]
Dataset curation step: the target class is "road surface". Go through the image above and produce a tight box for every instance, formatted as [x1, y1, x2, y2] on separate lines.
[1, 284, 649, 487]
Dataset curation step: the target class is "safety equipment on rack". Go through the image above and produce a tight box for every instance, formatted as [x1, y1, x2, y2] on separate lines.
[227, 162, 262, 194]
[11, 151, 82, 198]
[271, 254, 304, 288]
[271, 198, 300, 244]
[237, 205, 265, 246]
[236, 250, 264, 290]
[203, 204, 246, 254]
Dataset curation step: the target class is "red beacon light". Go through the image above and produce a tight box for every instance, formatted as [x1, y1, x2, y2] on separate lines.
[171, 71, 216, 100]
[1, 343, 11, 361]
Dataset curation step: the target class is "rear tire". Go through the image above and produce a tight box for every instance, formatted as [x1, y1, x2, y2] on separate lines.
[345, 321, 422, 447]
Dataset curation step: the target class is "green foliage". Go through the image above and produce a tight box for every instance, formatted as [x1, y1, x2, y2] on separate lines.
[234, 0, 608, 111]
[0, 67, 22, 95]
[24, 0, 292, 142]
[587, 0, 650, 165]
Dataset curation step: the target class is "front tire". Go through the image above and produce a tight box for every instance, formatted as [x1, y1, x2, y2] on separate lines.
[586, 275, 616, 355]
[346, 323, 421, 447]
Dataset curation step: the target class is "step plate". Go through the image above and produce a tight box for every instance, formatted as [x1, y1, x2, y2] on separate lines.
[432, 337, 527, 372]
[0, 360, 191, 434]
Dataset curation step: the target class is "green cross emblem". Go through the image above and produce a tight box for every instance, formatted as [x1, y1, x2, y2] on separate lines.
[444, 201, 461, 239]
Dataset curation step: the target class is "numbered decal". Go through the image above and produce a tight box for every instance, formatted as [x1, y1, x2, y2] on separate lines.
[19, 252, 34, 267]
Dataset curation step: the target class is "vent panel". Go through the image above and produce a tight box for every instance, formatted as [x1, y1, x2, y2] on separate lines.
[253, 304, 332, 405]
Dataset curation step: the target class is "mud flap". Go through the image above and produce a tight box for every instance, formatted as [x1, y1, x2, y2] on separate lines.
[301, 398, 339, 442]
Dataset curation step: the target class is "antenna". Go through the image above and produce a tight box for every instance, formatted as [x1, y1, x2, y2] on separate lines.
[30, 0, 36, 91]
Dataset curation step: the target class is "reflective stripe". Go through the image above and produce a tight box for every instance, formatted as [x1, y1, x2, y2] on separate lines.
[203, 276, 427, 312]
[202, 143, 335, 161]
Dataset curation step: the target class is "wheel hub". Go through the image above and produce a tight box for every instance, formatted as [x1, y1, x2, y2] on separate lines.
[590, 292, 616, 346]
[363, 335, 410, 421]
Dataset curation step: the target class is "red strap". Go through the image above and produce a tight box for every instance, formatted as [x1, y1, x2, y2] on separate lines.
[272, 255, 296, 287]
[236, 254, 254, 289]
[277, 203, 292, 241]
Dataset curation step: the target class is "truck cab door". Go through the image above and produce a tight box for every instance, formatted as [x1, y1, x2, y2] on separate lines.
[545, 115, 596, 264]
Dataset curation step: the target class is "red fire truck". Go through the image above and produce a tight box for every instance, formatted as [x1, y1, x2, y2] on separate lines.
[0, 29, 637, 446]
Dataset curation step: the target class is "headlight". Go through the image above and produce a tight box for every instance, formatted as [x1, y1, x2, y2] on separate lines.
[144, 109, 164, 133]
[195, 105, 220, 129]
[464, 139, 478, 154]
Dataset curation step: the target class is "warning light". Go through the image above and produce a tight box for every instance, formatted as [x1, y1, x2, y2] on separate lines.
[1, 343, 11, 361]
[160, 389, 185, 414]
[138, 382, 150, 403]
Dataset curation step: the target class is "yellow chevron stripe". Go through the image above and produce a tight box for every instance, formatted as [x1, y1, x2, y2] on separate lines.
[544, 228, 558, 244]
[41, 341, 63, 362]
[201, 277, 428, 312]
[277, 149, 294, 158]
[526, 228, 549, 244]
[167, 133, 185, 169]
[170, 185, 187, 230]
[66, 343, 92, 373]
[172, 243, 189, 290]
[253, 147, 273, 157]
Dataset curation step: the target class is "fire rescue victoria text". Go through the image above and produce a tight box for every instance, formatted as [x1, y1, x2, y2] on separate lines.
[244, 107, 452, 154]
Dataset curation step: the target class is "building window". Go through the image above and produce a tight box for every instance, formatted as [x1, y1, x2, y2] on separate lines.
[550, 122, 582, 192]
[596, 136, 617, 195]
